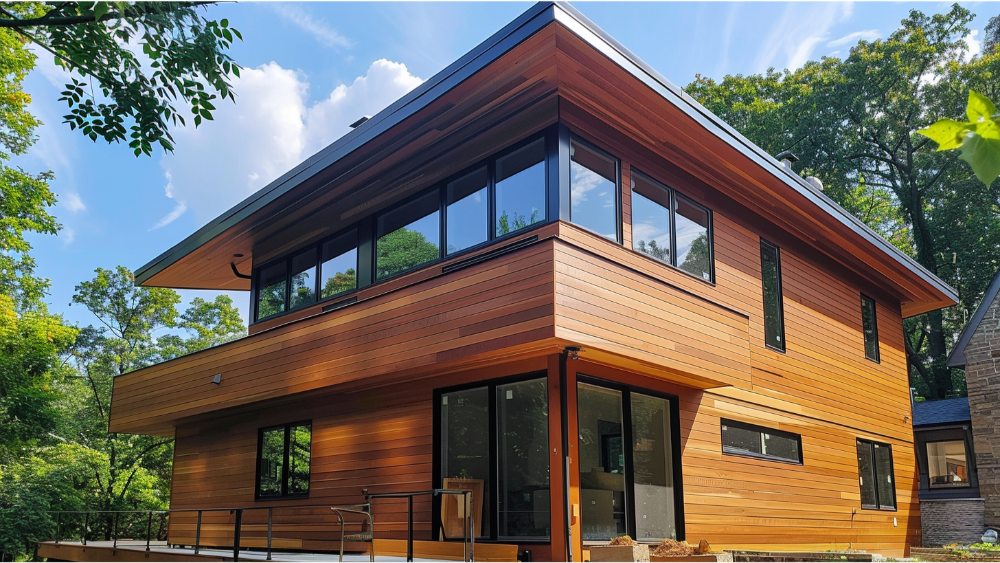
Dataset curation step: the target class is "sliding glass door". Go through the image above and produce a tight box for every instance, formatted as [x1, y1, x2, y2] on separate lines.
[577, 379, 681, 542]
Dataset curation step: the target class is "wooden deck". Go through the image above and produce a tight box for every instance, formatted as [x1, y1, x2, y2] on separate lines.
[38, 540, 519, 562]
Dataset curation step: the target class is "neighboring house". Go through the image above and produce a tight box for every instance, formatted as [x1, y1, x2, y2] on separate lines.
[912, 397, 982, 546]
[46, 2, 959, 561]
[946, 269, 1000, 541]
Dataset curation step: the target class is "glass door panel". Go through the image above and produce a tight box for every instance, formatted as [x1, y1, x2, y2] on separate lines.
[441, 387, 490, 537]
[630, 393, 676, 540]
[577, 383, 627, 541]
[497, 379, 550, 538]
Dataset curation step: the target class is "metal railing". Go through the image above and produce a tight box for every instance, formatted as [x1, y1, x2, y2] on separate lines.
[367, 488, 474, 562]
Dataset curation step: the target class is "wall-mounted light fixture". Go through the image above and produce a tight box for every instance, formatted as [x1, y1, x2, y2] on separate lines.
[564, 346, 581, 361]
[212, 373, 222, 385]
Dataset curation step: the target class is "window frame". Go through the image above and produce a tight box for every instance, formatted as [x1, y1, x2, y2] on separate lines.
[856, 438, 897, 511]
[628, 169, 715, 283]
[254, 420, 313, 500]
[925, 439, 972, 489]
[568, 135, 622, 244]
[374, 188, 443, 282]
[433, 371, 550, 543]
[861, 294, 880, 363]
[720, 418, 803, 465]
[759, 238, 786, 352]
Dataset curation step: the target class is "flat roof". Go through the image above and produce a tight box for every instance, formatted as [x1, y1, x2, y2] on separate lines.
[134, 1, 957, 312]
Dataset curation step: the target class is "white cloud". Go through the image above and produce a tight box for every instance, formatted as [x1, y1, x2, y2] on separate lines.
[963, 30, 981, 63]
[62, 192, 86, 213]
[159, 59, 422, 225]
[273, 4, 353, 49]
[754, 3, 854, 72]
[827, 29, 880, 48]
[62, 227, 75, 245]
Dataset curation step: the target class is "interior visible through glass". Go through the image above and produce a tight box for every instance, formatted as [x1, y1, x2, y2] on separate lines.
[497, 379, 550, 538]
[857, 440, 877, 508]
[257, 262, 287, 320]
[630, 393, 676, 541]
[675, 194, 711, 280]
[376, 192, 440, 280]
[258, 428, 285, 497]
[570, 140, 617, 240]
[495, 139, 545, 237]
[441, 387, 490, 538]
[927, 441, 969, 488]
[577, 383, 626, 541]
[289, 250, 317, 310]
[447, 167, 489, 254]
[320, 230, 358, 298]
[631, 173, 671, 263]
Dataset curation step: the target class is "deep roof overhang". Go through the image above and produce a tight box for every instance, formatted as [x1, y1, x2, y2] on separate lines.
[134, 1, 957, 317]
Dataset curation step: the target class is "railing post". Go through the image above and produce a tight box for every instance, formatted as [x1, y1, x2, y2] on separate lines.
[194, 511, 202, 555]
[82, 512, 88, 546]
[233, 509, 243, 562]
[469, 492, 475, 563]
[113, 512, 119, 549]
[267, 508, 273, 561]
[55, 513, 60, 544]
[146, 511, 153, 551]
[407, 496, 414, 562]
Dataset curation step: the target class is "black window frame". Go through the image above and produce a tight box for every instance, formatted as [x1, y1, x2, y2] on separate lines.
[720, 419, 802, 465]
[255, 420, 313, 500]
[629, 168, 715, 284]
[567, 135, 622, 244]
[861, 294, 880, 363]
[575, 374, 686, 543]
[433, 371, 551, 543]
[760, 238, 785, 352]
[925, 439, 972, 489]
[856, 438, 897, 511]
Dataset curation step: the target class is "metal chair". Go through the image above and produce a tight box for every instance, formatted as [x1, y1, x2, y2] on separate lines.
[332, 491, 375, 562]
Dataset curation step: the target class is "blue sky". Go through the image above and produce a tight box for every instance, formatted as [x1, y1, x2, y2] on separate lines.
[19, 1, 994, 329]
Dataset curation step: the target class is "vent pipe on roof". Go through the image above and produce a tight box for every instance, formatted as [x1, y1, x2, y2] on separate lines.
[805, 176, 824, 191]
[775, 150, 799, 170]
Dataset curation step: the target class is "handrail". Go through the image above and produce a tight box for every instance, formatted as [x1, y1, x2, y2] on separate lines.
[367, 488, 475, 562]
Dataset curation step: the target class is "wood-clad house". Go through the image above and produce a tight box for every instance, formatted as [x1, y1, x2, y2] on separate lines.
[100, 2, 956, 560]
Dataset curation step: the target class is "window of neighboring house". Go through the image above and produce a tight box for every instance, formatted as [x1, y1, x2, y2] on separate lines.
[256, 422, 312, 499]
[446, 167, 489, 255]
[570, 138, 619, 241]
[927, 440, 971, 488]
[495, 139, 546, 237]
[760, 239, 785, 351]
[630, 170, 714, 282]
[320, 230, 358, 299]
[721, 419, 801, 464]
[861, 294, 880, 362]
[256, 261, 288, 321]
[857, 439, 896, 510]
[376, 191, 441, 280]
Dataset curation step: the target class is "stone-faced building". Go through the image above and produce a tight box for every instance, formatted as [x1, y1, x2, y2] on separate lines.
[946, 270, 1000, 540]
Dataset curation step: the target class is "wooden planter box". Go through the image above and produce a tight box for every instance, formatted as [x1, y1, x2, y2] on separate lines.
[590, 545, 651, 562]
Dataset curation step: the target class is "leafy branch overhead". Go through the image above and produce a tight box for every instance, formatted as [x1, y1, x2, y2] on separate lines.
[0, 2, 242, 156]
[918, 91, 1000, 185]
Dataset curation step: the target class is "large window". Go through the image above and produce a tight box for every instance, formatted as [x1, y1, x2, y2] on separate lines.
[577, 380, 681, 542]
[495, 139, 546, 237]
[927, 441, 970, 488]
[256, 422, 312, 499]
[857, 439, 896, 510]
[630, 170, 714, 282]
[570, 138, 618, 241]
[320, 230, 358, 298]
[760, 239, 785, 351]
[446, 167, 489, 255]
[721, 419, 801, 464]
[376, 191, 441, 280]
[438, 376, 549, 540]
[861, 294, 880, 362]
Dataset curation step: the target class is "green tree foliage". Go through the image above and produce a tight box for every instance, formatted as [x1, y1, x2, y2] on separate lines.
[686, 5, 999, 399]
[679, 232, 712, 280]
[496, 209, 541, 237]
[0, 2, 242, 155]
[376, 227, 440, 280]
[635, 239, 670, 263]
[918, 91, 1000, 185]
[322, 268, 356, 297]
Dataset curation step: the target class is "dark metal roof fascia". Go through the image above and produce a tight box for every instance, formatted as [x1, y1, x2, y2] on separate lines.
[137, 0, 958, 312]
[947, 267, 1000, 368]
[133, 1, 559, 286]
[550, 1, 957, 310]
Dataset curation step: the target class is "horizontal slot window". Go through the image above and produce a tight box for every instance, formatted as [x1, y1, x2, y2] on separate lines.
[721, 419, 801, 463]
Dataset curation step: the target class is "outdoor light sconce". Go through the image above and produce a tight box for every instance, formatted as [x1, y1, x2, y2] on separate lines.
[212, 373, 222, 385]
[565, 346, 581, 361]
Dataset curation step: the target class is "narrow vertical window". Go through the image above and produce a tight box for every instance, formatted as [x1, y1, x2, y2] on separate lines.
[446, 167, 489, 254]
[674, 194, 711, 281]
[257, 261, 288, 320]
[497, 379, 549, 538]
[569, 138, 618, 241]
[289, 249, 317, 310]
[857, 438, 895, 510]
[760, 240, 785, 351]
[320, 230, 358, 299]
[495, 139, 545, 237]
[631, 173, 672, 264]
[861, 294, 880, 362]
[256, 422, 312, 499]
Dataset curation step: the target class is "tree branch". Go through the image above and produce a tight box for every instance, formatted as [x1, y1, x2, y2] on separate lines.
[0, 2, 216, 28]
